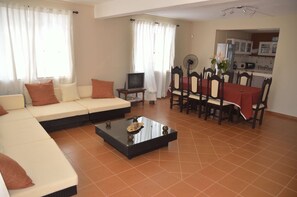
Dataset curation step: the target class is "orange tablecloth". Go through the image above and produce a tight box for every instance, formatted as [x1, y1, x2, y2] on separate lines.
[183, 77, 261, 119]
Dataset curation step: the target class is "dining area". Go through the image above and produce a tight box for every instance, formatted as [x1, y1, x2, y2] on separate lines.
[170, 66, 272, 129]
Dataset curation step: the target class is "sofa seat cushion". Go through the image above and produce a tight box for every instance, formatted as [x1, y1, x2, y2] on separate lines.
[3, 139, 77, 197]
[0, 109, 33, 123]
[0, 118, 50, 148]
[26, 102, 89, 122]
[76, 97, 131, 114]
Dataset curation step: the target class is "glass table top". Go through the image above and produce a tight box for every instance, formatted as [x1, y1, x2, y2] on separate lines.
[95, 116, 176, 147]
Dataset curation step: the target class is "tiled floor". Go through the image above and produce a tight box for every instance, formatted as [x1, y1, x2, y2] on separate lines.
[50, 98, 297, 196]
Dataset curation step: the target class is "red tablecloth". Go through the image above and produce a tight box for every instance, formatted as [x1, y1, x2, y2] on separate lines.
[183, 77, 261, 119]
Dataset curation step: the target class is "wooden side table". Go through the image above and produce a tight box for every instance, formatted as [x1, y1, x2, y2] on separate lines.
[116, 88, 146, 105]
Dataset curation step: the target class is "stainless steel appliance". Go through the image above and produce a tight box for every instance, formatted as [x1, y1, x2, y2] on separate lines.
[216, 43, 235, 70]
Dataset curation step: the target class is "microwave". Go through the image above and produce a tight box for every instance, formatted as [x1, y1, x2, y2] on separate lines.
[245, 62, 255, 69]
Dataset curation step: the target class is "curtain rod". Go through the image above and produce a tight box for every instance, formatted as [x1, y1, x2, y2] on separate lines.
[130, 18, 179, 27]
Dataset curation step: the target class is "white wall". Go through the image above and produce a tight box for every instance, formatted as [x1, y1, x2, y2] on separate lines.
[190, 14, 297, 117]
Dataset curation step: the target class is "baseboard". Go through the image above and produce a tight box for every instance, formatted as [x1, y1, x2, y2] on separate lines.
[266, 111, 297, 121]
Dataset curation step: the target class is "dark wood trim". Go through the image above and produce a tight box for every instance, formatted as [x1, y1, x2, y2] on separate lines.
[40, 114, 89, 132]
[43, 185, 77, 197]
[89, 107, 131, 123]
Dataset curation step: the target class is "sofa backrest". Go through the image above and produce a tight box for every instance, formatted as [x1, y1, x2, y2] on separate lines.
[77, 86, 92, 98]
[0, 94, 25, 110]
[23, 85, 92, 104]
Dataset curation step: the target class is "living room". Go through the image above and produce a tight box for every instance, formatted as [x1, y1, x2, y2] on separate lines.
[1, 0, 297, 196]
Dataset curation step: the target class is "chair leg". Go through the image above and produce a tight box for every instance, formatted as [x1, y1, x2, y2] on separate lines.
[228, 105, 233, 122]
[204, 103, 208, 121]
[218, 106, 222, 125]
[252, 109, 258, 129]
[186, 98, 190, 114]
[170, 94, 173, 109]
[259, 109, 265, 125]
[179, 96, 183, 112]
[198, 102, 202, 118]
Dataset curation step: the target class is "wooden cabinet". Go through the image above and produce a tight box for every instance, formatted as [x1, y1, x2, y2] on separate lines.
[258, 42, 277, 56]
[227, 39, 253, 55]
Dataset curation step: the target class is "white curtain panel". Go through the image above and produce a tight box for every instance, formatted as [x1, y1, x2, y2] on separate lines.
[154, 23, 176, 98]
[132, 20, 176, 100]
[0, 3, 74, 95]
[132, 20, 157, 101]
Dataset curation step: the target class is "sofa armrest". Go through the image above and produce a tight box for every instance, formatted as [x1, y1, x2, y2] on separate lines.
[0, 94, 25, 110]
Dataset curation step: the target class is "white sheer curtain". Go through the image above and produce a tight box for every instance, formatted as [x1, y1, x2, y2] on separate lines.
[132, 21, 157, 101]
[0, 3, 74, 95]
[132, 20, 176, 101]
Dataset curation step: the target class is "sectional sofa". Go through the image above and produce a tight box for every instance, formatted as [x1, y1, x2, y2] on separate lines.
[0, 85, 131, 196]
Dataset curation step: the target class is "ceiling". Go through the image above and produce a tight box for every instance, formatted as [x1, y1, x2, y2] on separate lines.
[62, 0, 297, 21]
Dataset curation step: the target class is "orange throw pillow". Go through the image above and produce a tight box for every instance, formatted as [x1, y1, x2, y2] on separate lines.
[92, 79, 115, 98]
[0, 105, 8, 116]
[0, 153, 34, 189]
[25, 80, 59, 106]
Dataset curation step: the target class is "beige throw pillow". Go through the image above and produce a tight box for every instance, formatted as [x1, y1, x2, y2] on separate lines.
[60, 82, 80, 102]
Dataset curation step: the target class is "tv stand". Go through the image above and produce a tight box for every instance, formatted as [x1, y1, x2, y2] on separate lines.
[116, 88, 146, 105]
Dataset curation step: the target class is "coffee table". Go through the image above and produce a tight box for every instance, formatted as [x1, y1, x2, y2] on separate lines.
[95, 116, 177, 159]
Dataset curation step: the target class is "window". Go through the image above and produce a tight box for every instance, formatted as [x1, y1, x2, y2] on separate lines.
[0, 4, 74, 95]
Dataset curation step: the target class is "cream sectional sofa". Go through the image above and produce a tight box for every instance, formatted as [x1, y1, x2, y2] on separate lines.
[0, 94, 78, 197]
[24, 85, 131, 131]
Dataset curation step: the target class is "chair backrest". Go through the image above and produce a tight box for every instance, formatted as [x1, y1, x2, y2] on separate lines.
[256, 77, 272, 108]
[188, 71, 203, 95]
[236, 71, 253, 86]
[203, 67, 215, 79]
[171, 66, 183, 91]
[206, 74, 224, 101]
[222, 71, 234, 83]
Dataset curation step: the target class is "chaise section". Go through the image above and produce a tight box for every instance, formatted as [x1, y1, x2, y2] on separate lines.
[3, 139, 78, 197]
[76, 97, 131, 122]
[26, 102, 89, 132]
[0, 118, 50, 148]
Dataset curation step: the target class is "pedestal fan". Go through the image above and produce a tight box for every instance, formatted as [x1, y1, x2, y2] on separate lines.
[183, 54, 198, 78]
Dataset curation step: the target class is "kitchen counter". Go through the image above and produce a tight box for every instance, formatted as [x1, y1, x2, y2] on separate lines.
[235, 68, 272, 78]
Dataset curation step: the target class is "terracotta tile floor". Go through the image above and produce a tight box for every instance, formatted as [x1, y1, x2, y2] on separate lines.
[50, 98, 297, 196]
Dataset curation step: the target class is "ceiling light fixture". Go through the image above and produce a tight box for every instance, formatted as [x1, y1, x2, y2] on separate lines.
[222, 5, 257, 17]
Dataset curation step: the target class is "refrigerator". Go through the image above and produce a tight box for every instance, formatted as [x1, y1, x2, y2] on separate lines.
[216, 43, 235, 71]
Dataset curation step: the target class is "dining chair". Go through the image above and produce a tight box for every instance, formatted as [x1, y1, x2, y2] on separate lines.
[251, 77, 272, 128]
[236, 71, 253, 86]
[202, 67, 215, 79]
[170, 66, 187, 112]
[204, 75, 233, 125]
[186, 72, 206, 117]
[222, 70, 234, 83]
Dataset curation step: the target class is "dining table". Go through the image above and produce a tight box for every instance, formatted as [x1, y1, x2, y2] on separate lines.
[183, 77, 261, 120]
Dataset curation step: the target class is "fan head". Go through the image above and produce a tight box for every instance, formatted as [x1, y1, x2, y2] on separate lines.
[183, 54, 198, 71]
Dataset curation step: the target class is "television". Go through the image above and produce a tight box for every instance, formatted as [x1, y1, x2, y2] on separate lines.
[127, 73, 144, 89]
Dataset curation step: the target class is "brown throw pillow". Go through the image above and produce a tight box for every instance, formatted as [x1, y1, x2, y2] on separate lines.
[0, 153, 34, 189]
[25, 80, 59, 106]
[0, 105, 8, 116]
[92, 79, 115, 98]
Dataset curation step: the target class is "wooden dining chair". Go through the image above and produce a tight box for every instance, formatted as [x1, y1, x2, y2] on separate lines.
[251, 77, 272, 128]
[186, 72, 206, 117]
[204, 75, 233, 125]
[222, 71, 234, 83]
[170, 66, 187, 112]
[202, 67, 215, 79]
[236, 71, 253, 86]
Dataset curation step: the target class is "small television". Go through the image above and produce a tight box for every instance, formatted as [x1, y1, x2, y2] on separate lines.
[127, 73, 144, 89]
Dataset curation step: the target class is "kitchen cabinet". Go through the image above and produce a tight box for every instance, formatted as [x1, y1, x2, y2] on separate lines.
[258, 42, 277, 56]
[226, 39, 253, 55]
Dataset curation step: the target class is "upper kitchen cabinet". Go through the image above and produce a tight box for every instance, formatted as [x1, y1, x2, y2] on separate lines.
[226, 38, 253, 55]
[258, 42, 277, 56]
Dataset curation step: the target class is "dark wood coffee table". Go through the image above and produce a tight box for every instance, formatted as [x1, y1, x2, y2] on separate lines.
[95, 117, 177, 159]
